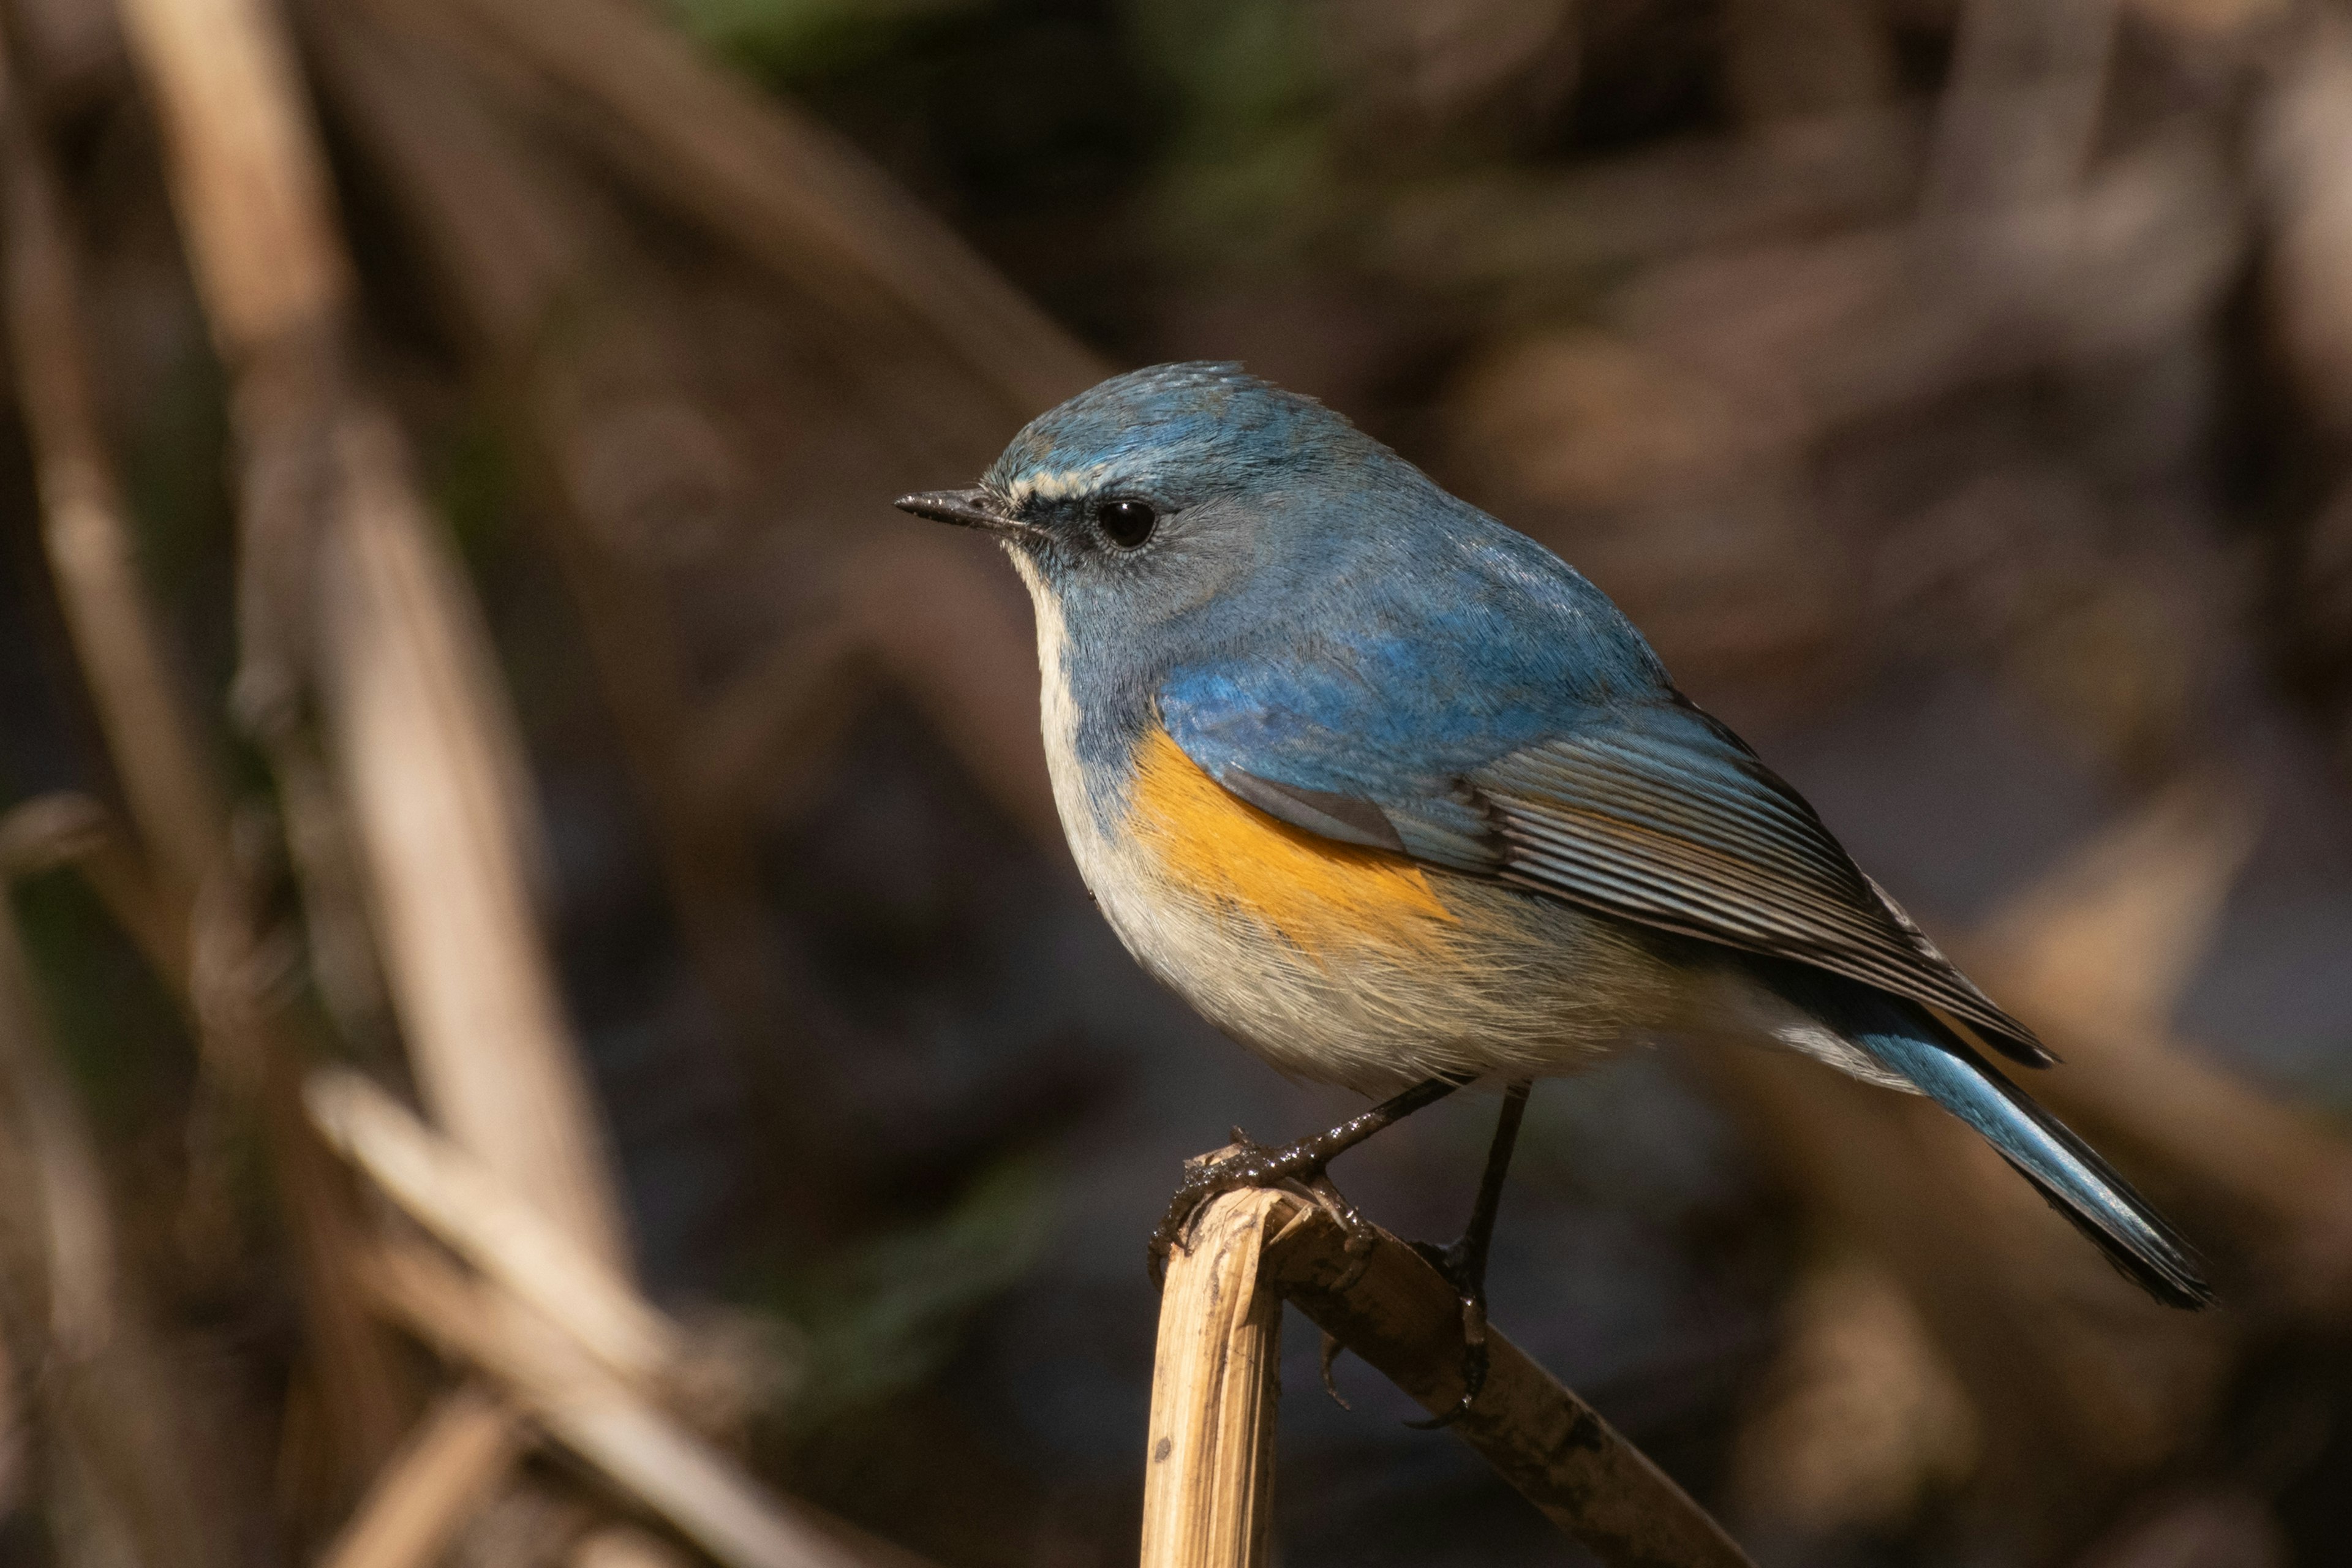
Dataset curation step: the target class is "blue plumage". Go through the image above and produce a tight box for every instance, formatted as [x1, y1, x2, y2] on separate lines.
[896, 361, 2214, 1311]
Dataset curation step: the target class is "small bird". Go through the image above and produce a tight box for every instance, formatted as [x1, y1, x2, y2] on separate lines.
[895, 363, 2212, 1414]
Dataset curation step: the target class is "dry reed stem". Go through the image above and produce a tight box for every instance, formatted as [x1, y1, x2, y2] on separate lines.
[307, 1069, 693, 1402]
[6, 7, 410, 1487]
[1250, 1190, 1755, 1568]
[0, 83, 222, 907]
[319, 1385, 530, 1568]
[568, 1526, 698, 1568]
[0, 886, 218, 1568]
[363, 1245, 877, 1568]
[0, 906, 118, 1366]
[0, 796, 183, 988]
[304, 4, 801, 1107]
[113, 0, 350, 350]
[116, 0, 633, 1275]
[316, 410, 632, 1267]
[1140, 1189, 1286, 1568]
[410, 0, 1104, 419]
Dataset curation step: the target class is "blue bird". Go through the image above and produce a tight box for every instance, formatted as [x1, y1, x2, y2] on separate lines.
[894, 362, 2213, 1412]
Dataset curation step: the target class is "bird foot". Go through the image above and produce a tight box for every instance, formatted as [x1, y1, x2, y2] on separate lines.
[1403, 1236, 1491, 1429]
[1147, 1129, 1379, 1289]
[1147, 1129, 1300, 1287]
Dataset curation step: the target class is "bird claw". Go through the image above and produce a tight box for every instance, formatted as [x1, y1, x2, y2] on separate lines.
[1145, 1079, 1468, 1288]
[1144, 1137, 1383, 1290]
[1403, 1238, 1491, 1430]
[1146, 1131, 1292, 1287]
[1318, 1330, 1354, 1411]
[1303, 1171, 1379, 1291]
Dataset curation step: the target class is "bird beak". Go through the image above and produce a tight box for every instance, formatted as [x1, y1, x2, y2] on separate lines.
[892, 488, 1041, 541]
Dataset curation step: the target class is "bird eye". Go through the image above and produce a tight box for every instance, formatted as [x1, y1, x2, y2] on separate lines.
[1093, 499, 1158, 549]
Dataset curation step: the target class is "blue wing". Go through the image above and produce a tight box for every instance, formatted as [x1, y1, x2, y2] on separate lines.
[1159, 634, 2049, 1067]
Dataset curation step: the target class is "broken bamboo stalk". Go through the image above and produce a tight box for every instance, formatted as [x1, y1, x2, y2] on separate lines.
[1139, 1188, 1285, 1568]
[1159, 1186, 1757, 1568]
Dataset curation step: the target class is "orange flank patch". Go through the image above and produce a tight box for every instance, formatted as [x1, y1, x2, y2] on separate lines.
[1126, 727, 1460, 957]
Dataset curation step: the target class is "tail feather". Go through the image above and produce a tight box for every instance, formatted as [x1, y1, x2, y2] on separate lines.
[1853, 1019, 2216, 1310]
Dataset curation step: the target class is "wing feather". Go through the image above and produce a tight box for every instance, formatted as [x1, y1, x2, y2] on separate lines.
[1473, 723, 2048, 1063]
[1158, 660, 2048, 1066]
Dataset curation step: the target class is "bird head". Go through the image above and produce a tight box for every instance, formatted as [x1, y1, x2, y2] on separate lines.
[894, 363, 1427, 643]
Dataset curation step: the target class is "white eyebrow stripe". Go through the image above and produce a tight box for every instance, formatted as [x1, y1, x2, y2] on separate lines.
[1004, 461, 1119, 508]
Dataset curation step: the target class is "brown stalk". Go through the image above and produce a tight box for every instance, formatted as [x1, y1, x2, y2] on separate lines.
[318, 1386, 532, 1568]
[334, 0, 1077, 855]
[301, 2, 804, 1112]
[116, 0, 631, 1273]
[322, 0, 1067, 851]
[2, 7, 408, 1490]
[391, 0, 1104, 424]
[0, 878, 216, 1568]
[568, 1525, 700, 1568]
[1925, 0, 2117, 214]
[0, 796, 181, 987]
[361, 1243, 898, 1568]
[306, 1068, 714, 1414]
[0, 117, 221, 909]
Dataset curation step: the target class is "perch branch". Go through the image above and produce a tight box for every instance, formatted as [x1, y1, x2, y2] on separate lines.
[1140, 1188, 1284, 1568]
[1250, 1189, 1754, 1568]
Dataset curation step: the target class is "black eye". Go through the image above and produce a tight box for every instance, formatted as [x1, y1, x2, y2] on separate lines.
[1093, 499, 1158, 549]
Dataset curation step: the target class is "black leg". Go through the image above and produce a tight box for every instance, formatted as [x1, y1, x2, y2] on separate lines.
[1148, 1076, 1465, 1284]
[1404, 1079, 1531, 1429]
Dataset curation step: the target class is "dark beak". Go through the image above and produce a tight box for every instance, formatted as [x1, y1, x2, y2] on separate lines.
[892, 488, 1041, 541]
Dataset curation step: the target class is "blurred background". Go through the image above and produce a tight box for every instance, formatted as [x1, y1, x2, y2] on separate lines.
[0, 0, 2349, 1563]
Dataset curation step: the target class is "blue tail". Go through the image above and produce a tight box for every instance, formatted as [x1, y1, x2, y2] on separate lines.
[1792, 974, 2215, 1309]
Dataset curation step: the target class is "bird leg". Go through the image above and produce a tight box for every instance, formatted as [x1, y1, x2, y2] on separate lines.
[1147, 1076, 1464, 1286]
[1403, 1079, 1532, 1429]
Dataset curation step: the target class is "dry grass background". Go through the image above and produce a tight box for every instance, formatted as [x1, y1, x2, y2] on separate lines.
[0, 0, 2349, 1563]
